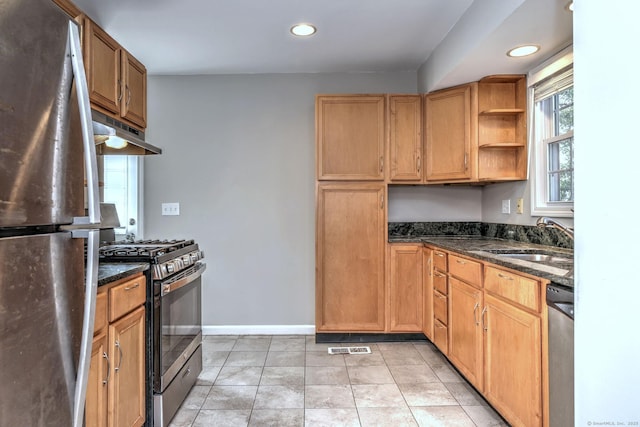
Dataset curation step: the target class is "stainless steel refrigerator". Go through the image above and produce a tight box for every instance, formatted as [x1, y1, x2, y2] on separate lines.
[0, 0, 101, 426]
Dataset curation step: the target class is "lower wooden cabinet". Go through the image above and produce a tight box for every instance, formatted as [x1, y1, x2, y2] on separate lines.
[388, 244, 423, 332]
[316, 183, 386, 332]
[419, 247, 547, 427]
[86, 274, 146, 427]
[448, 277, 483, 390]
[484, 293, 542, 427]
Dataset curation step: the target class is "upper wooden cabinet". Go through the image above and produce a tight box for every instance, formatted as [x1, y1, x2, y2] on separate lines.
[316, 95, 385, 181]
[388, 95, 423, 182]
[424, 75, 527, 184]
[425, 84, 477, 182]
[477, 75, 527, 181]
[84, 19, 147, 129]
[52, 0, 81, 18]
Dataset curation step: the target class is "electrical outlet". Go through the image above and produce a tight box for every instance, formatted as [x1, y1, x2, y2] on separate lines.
[516, 198, 524, 214]
[161, 202, 180, 216]
[502, 199, 511, 214]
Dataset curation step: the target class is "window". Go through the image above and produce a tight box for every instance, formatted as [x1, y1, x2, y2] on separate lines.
[102, 156, 142, 240]
[529, 47, 574, 217]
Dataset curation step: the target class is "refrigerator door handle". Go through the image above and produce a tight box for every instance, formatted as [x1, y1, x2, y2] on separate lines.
[68, 21, 101, 427]
[68, 20, 100, 227]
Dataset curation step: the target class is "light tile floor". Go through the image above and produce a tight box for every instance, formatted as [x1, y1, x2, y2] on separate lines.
[168, 336, 509, 427]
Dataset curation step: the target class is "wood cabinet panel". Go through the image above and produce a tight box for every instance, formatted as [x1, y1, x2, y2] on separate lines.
[433, 291, 447, 325]
[84, 20, 121, 115]
[389, 95, 422, 182]
[109, 306, 145, 427]
[485, 266, 541, 312]
[109, 275, 146, 322]
[389, 244, 423, 332]
[316, 183, 386, 331]
[120, 52, 147, 128]
[94, 290, 108, 333]
[448, 254, 482, 288]
[433, 319, 448, 355]
[484, 293, 542, 427]
[86, 332, 108, 427]
[425, 84, 477, 182]
[422, 247, 434, 339]
[316, 95, 385, 180]
[448, 277, 483, 390]
[433, 250, 447, 271]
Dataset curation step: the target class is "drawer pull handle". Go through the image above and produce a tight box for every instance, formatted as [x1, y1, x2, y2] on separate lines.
[124, 282, 140, 291]
[103, 352, 110, 385]
[435, 253, 444, 257]
[481, 306, 488, 331]
[473, 302, 480, 326]
[114, 340, 123, 373]
[456, 259, 466, 265]
[497, 273, 514, 281]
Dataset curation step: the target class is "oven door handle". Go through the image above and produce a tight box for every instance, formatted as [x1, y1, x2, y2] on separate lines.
[161, 263, 207, 296]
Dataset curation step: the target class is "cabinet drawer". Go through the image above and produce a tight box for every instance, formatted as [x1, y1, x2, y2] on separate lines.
[109, 275, 146, 322]
[433, 291, 448, 325]
[94, 291, 108, 333]
[433, 270, 447, 294]
[449, 254, 482, 287]
[433, 250, 447, 271]
[433, 319, 448, 354]
[485, 266, 541, 312]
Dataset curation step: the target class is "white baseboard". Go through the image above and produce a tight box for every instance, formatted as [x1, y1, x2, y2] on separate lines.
[203, 325, 316, 336]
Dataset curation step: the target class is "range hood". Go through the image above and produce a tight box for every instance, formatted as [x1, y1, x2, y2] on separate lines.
[92, 110, 162, 155]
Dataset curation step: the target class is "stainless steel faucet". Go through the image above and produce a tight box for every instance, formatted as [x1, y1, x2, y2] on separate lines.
[536, 217, 574, 240]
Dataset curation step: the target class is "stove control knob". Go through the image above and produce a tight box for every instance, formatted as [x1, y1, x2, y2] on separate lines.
[167, 263, 175, 274]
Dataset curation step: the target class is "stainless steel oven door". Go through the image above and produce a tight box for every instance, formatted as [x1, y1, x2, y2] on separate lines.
[153, 262, 206, 392]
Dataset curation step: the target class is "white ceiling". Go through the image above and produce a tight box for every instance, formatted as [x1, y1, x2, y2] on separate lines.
[73, 0, 572, 87]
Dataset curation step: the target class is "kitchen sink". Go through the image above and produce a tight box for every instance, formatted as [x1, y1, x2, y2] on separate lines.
[491, 253, 572, 263]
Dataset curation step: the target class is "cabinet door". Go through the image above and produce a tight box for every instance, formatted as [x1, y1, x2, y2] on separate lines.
[84, 19, 121, 115]
[86, 332, 108, 427]
[484, 294, 542, 427]
[389, 244, 423, 332]
[389, 95, 422, 182]
[316, 95, 385, 180]
[425, 84, 477, 182]
[121, 51, 147, 128]
[448, 278, 483, 390]
[109, 306, 145, 427]
[316, 183, 386, 331]
[422, 247, 433, 339]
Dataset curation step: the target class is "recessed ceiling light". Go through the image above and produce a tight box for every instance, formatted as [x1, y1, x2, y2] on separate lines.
[290, 23, 316, 37]
[507, 45, 540, 58]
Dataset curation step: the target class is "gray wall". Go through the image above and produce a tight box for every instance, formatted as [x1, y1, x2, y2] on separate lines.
[388, 186, 482, 222]
[144, 72, 419, 330]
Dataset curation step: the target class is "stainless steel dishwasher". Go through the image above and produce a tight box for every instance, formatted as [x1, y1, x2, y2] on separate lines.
[547, 283, 574, 427]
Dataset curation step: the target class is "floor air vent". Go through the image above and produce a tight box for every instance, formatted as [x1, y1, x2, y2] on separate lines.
[327, 346, 372, 355]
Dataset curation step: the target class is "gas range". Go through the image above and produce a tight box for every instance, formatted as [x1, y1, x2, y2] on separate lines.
[99, 239, 204, 280]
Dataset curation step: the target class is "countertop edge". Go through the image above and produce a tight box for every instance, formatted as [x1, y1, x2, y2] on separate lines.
[388, 236, 574, 288]
[98, 262, 149, 286]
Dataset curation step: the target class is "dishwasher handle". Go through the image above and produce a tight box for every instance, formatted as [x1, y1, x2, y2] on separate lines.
[546, 284, 574, 320]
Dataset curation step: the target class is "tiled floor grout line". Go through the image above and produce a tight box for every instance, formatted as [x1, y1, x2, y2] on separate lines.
[178, 336, 507, 427]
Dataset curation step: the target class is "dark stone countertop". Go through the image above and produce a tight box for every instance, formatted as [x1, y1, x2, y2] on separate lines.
[98, 263, 149, 287]
[389, 236, 574, 288]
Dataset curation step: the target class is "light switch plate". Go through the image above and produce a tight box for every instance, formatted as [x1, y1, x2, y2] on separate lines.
[162, 202, 180, 216]
[502, 199, 510, 214]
